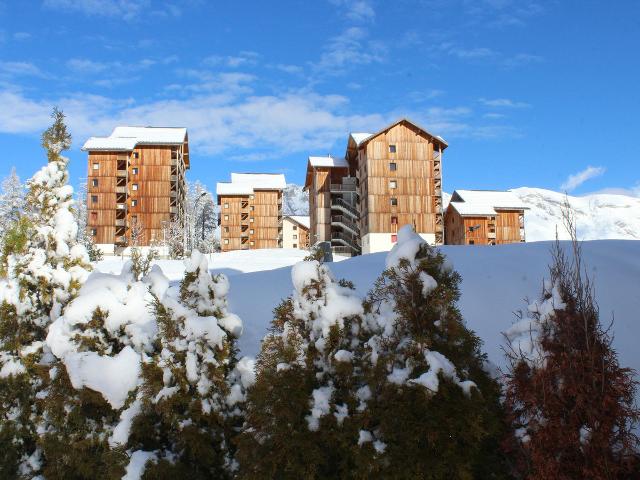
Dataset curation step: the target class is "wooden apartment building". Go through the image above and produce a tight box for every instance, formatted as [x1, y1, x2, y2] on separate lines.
[305, 118, 447, 255]
[282, 216, 310, 249]
[82, 127, 189, 254]
[217, 173, 285, 251]
[444, 190, 528, 245]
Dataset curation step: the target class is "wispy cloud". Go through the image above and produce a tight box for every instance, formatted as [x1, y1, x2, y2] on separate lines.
[43, 0, 149, 20]
[329, 0, 375, 22]
[438, 42, 542, 68]
[203, 51, 260, 69]
[0, 61, 44, 78]
[313, 27, 385, 73]
[13, 32, 31, 40]
[479, 97, 530, 108]
[561, 166, 606, 192]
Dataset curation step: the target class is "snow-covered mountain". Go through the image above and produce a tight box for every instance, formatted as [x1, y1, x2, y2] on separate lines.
[289, 184, 640, 241]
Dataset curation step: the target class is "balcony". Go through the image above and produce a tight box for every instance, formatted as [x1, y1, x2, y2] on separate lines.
[116, 186, 127, 194]
[170, 206, 178, 214]
[170, 175, 177, 182]
[116, 203, 127, 211]
[330, 183, 357, 193]
[115, 219, 126, 227]
[115, 235, 127, 245]
[331, 231, 360, 252]
[331, 215, 358, 235]
[331, 197, 359, 219]
[170, 191, 177, 198]
[116, 170, 127, 178]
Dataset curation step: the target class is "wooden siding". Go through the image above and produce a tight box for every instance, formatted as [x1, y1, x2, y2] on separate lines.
[444, 205, 526, 245]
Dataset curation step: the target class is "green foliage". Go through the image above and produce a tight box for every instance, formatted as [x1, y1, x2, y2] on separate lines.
[0, 216, 31, 277]
[129, 247, 158, 280]
[84, 236, 104, 262]
[303, 244, 325, 262]
[41, 107, 71, 163]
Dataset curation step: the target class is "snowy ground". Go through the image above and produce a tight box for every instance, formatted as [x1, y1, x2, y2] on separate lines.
[95, 242, 640, 380]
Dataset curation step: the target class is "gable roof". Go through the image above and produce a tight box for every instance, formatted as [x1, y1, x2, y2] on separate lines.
[350, 118, 448, 150]
[449, 189, 529, 216]
[285, 215, 310, 229]
[308, 155, 349, 168]
[82, 126, 188, 151]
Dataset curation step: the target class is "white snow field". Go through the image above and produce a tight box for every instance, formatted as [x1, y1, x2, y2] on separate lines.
[95, 241, 640, 379]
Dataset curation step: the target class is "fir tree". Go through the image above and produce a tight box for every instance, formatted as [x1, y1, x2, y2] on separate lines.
[356, 226, 508, 479]
[0, 108, 92, 477]
[237, 260, 366, 479]
[129, 251, 250, 478]
[0, 167, 25, 235]
[503, 211, 640, 479]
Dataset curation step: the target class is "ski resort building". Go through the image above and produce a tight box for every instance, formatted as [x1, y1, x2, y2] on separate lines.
[305, 118, 447, 255]
[282, 215, 310, 249]
[216, 173, 285, 251]
[444, 190, 528, 245]
[82, 126, 189, 255]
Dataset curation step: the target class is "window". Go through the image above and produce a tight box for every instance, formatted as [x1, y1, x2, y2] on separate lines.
[389, 144, 396, 153]
[249, 194, 254, 200]
[293, 225, 297, 230]
[90, 228, 97, 236]
[250, 229, 254, 234]
[293, 244, 297, 248]
[391, 216, 398, 224]
[250, 241, 255, 246]
[224, 226, 229, 233]
[224, 215, 229, 221]
[469, 240, 475, 245]
[132, 184, 139, 191]
[90, 212, 97, 221]
[250, 206, 255, 211]
[91, 195, 98, 203]
[250, 218, 254, 223]
[391, 234, 398, 243]
[389, 162, 397, 171]
[131, 199, 138, 207]
[390, 197, 398, 206]
[389, 180, 397, 189]
[92, 162, 99, 170]
[224, 239, 229, 245]
[92, 179, 99, 187]
[224, 203, 229, 209]
[293, 234, 297, 240]
[132, 168, 139, 175]
[133, 152, 139, 159]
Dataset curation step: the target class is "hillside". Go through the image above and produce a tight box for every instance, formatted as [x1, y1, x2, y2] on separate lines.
[96, 241, 640, 384]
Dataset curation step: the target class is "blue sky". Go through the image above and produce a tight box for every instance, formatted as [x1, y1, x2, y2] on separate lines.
[0, 0, 639, 196]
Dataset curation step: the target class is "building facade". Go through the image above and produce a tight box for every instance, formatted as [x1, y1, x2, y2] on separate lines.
[217, 173, 285, 251]
[282, 216, 310, 249]
[444, 190, 528, 245]
[82, 126, 189, 255]
[305, 118, 447, 255]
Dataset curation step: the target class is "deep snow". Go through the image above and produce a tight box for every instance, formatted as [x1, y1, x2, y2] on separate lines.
[95, 242, 640, 379]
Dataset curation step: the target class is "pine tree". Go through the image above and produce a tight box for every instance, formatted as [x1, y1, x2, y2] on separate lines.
[503, 211, 640, 479]
[237, 260, 366, 479]
[128, 251, 250, 478]
[0, 108, 92, 477]
[0, 167, 25, 235]
[355, 226, 508, 479]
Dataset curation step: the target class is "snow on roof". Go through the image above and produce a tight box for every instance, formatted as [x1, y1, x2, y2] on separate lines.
[449, 190, 529, 216]
[308, 155, 349, 168]
[230, 173, 286, 190]
[349, 133, 373, 146]
[286, 215, 310, 229]
[216, 182, 255, 196]
[81, 126, 187, 151]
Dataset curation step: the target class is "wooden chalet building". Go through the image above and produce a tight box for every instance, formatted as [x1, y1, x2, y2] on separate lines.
[216, 173, 285, 251]
[444, 190, 528, 245]
[282, 215, 310, 249]
[82, 126, 189, 255]
[305, 118, 447, 255]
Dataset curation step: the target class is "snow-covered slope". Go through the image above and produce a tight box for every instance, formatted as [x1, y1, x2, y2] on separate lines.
[95, 242, 640, 385]
[512, 187, 640, 241]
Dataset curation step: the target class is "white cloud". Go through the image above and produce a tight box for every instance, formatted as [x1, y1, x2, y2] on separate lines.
[203, 51, 260, 69]
[43, 0, 149, 20]
[0, 61, 44, 77]
[479, 97, 530, 108]
[314, 27, 385, 73]
[13, 32, 31, 40]
[330, 0, 375, 22]
[560, 166, 606, 192]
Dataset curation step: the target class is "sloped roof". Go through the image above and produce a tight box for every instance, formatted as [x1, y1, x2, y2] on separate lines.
[308, 155, 349, 168]
[286, 215, 310, 229]
[230, 173, 286, 190]
[216, 182, 255, 196]
[82, 126, 188, 151]
[350, 118, 448, 149]
[449, 189, 529, 216]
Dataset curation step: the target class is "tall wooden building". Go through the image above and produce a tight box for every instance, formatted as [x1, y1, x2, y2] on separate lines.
[82, 126, 189, 254]
[444, 190, 528, 245]
[217, 173, 285, 251]
[305, 118, 447, 255]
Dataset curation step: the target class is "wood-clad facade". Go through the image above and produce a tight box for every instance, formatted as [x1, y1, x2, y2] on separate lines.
[84, 128, 189, 254]
[305, 118, 447, 255]
[217, 174, 284, 252]
[444, 190, 527, 245]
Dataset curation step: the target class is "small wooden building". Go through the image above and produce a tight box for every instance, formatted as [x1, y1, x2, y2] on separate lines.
[282, 215, 310, 250]
[444, 190, 528, 245]
[217, 173, 285, 251]
[82, 126, 189, 255]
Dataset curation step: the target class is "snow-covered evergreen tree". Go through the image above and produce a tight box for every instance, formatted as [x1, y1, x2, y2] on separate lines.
[237, 260, 365, 479]
[185, 180, 218, 254]
[0, 167, 25, 235]
[128, 251, 251, 478]
[0, 108, 92, 477]
[354, 225, 508, 478]
[503, 222, 640, 478]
